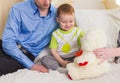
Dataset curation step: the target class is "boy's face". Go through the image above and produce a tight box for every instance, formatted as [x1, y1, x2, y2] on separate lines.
[57, 14, 75, 31]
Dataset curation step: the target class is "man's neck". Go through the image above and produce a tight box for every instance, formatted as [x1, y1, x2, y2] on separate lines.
[38, 8, 49, 17]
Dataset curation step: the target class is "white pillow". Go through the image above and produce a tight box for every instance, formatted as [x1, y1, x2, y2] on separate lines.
[75, 9, 120, 48]
[52, 0, 105, 9]
[107, 8, 120, 47]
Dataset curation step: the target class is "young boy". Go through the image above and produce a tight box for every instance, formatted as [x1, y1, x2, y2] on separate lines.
[41, 3, 84, 73]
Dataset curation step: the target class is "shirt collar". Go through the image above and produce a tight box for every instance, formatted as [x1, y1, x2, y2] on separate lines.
[59, 27, 74, 34]
[30, 0, 37, 15]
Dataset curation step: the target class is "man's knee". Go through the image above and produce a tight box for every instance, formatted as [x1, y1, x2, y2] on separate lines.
[0, 57, 24, 75]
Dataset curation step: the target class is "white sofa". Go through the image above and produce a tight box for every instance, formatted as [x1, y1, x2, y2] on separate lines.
[0, 0, 120, 83]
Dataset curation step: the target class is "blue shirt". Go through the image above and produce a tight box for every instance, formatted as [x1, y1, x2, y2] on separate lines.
[2, 0, 58, 69]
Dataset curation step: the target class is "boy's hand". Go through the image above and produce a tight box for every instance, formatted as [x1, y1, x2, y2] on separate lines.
[60, 60, 71, 68]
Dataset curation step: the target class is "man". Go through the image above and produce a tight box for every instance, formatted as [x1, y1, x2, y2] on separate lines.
[0, 0, 58, 76]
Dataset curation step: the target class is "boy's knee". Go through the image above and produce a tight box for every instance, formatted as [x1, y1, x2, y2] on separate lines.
[41, 56, 59, 70]
[41, 56, 51, 63]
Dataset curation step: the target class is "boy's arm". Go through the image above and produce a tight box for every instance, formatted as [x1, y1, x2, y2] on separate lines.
[49, 35, 68, 67]
[51, 49, 65, 65]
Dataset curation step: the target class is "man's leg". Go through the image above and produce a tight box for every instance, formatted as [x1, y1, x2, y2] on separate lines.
[0, 40, 24, 76]
[0, 57, 24, 76]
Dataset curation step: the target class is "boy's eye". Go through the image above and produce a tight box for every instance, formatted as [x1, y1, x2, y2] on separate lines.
[62, 22, 66, 23]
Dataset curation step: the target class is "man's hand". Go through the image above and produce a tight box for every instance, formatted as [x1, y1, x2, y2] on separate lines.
[31, 64, 49, 73]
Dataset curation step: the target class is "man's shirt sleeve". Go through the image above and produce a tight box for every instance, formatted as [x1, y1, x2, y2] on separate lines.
[2, 7, 34, 69]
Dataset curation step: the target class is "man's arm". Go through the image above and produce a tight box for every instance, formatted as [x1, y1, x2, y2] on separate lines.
[2, 7, 34, 69]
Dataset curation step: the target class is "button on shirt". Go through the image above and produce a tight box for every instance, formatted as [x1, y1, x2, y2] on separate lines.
[2, 0, 58, 69]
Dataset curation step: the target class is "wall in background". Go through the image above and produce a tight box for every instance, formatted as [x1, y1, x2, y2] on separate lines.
[52, 0, 106, 9]
[0, 0, 23, 38]
[0, 3, 1, 38]
[0, 0, 119, 38]
[104, 0, 120, 9]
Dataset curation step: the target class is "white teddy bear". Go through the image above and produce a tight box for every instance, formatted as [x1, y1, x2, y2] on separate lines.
[66, 28, 111, 80]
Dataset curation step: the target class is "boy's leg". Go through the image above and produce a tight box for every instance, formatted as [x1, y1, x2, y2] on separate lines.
[41, 55, 60, 70]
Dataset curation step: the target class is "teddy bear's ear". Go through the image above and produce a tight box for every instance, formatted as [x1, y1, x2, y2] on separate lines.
[74, 50, 83, 57]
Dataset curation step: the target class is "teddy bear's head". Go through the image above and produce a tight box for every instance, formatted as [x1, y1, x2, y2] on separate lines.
[74, 52, 96, 67]
[81, 28, 107, 51]
[74, 28, 108, 67]
[67, 28, 111, 80]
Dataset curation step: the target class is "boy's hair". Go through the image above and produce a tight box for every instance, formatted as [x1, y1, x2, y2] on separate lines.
[57, 3, 74, 17]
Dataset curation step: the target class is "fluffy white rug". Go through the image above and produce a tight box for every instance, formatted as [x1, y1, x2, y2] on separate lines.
[0, 63, 120, 83]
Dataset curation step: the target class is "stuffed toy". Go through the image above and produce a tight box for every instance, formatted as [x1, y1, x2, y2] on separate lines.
[66, 28, 111, 80]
